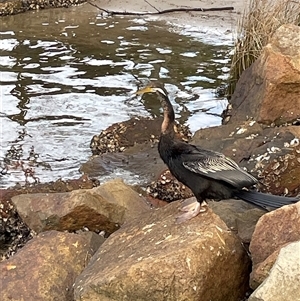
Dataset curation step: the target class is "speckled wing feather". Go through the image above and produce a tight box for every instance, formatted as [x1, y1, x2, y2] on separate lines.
[181, 146, 258, 188]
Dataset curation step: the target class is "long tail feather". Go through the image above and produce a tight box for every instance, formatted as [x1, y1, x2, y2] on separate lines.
[234, 190, 299, 211]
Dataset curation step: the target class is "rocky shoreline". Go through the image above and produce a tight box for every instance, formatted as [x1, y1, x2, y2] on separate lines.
[0, 0, 86, 16]
[0, 6, 299, 301]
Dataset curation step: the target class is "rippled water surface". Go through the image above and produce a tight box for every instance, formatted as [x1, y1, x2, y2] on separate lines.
[0, 6, 232, 188]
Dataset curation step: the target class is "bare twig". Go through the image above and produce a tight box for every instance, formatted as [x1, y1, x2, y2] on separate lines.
[144, 0, 160, 13]
[88, 2, 234, 16]
[88, 1, 111, 13]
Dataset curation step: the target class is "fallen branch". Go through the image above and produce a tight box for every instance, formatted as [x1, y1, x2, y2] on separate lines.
[88, 2, 234, 16]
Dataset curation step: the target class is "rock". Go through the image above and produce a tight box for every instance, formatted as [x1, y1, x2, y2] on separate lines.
[12, 178, 150, 235]
[249, 202, 300, 288]
[235, 208, 265, 243]
[255, 138, 300, 196]
[228, 24, 300, 126]
[1, 176, 99, 260]
[250, 202, 300, 265]
[74, 200, 250, 301]
[0, 230, 104, 301]
[81, 141, 165, 183]
[248, 241, 300, 301]
[0, 0, 87, 16]
[250, 248, 280, 290]
[209, 199, 265, 243]
[146, 169, 193, 202]
[192, 124, 300, 196]
[90, 116, 191, 155]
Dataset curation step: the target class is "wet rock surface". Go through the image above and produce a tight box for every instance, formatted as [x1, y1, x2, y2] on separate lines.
[90, 116, 191, 155]
[82, 140, 165, 183]
[209, 199, 265, 244]
[0, 230, 104, 301]
[74, 201, 250, 301]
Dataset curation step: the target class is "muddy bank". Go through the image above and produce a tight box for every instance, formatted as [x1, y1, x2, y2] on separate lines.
[1, 0, 249, 31]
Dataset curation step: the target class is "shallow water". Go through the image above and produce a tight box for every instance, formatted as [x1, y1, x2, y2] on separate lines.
[0, 6, 232, 188]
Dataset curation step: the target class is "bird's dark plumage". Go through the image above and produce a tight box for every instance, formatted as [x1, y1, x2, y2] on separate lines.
[136, 81, 299, 223]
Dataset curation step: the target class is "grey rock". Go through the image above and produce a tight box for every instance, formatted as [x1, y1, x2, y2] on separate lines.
[249, 241, 300, 301]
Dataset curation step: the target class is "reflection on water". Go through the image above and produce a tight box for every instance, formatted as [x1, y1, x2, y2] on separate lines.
[0, 6, 231, 188]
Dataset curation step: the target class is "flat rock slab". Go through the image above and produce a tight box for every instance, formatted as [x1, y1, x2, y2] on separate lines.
[0, 230, 104, 301]
[74, 201, 250, 301]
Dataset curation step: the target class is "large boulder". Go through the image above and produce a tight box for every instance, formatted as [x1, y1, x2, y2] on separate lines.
[0, 176, 99, 259]
[74, 200, 250, 301]
[249, 202, 300, 289]
[12, 178, 150, 234]
[0, 230, 104, 301]
[228, 24, 300, 126]
[248, 241, 300, 301]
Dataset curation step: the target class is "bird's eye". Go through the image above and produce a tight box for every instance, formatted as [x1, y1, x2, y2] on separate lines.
[153, 88, 167, 96]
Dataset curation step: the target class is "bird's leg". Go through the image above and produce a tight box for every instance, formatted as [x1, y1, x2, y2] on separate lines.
[176, 199, 207, 224]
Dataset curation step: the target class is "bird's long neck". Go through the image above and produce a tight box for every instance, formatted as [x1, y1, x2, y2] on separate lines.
[159, 94, 175, 137]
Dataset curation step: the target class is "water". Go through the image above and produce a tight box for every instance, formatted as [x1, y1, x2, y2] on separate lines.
[0, 6, 232, 188]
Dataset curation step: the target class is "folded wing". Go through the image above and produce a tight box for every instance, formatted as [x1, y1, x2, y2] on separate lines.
[181, 146, 258, 189]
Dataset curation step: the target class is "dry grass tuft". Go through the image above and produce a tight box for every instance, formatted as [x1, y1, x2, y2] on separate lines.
[227, 0, 300, 97]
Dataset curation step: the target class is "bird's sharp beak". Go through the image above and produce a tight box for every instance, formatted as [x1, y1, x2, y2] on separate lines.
[135, 86, 154, 95]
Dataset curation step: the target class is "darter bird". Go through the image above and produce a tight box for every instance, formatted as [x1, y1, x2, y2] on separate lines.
[136, 81, 299, 223]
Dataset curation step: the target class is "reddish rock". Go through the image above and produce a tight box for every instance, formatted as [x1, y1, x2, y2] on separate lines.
[250, 248, 281, 289]
[74, 200, 250, 301]
[250, 202, 300, 266]
[1, 176, 99, 259]
[0, 230, 104, 301]
[249, 202, 300, 290]
[228, 24, 300, 126]
[11, 179, 150, 235]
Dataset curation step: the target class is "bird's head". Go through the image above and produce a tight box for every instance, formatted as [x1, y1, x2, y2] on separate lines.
[136, 81, 175, 134]
[135, 81, 168, 99]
